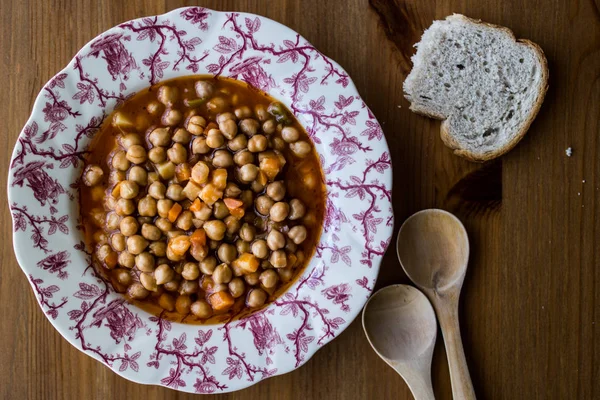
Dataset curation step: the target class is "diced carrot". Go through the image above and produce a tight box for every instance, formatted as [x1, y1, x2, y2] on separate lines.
[111, 182, 122, 197]
[189, 198, 203, 212]
[212, 168, 228, 190]
[199, 183, 223, 206]
[209, 291, 235, 311]
[104, 251, 118, 269]
[167, 203, 183, 222]
[167, 235, 191, 257]
[175, 163, 192, 182]
[190, 228, 207, 246]
[205, 122, 218, 131]
[256, 170, 268, 186]
[259, 157, 282, 180]
[223, 198, 243, 210]
[232, 253, 259, 274]
[229, 207, 245, 220]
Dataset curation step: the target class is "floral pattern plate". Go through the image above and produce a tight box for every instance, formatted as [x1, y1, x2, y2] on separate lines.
[7, 7, 393, 393]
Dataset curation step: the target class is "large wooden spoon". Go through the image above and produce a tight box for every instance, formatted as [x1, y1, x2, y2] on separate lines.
[362, 284, 437, 400]
[397, 209, 476, 400]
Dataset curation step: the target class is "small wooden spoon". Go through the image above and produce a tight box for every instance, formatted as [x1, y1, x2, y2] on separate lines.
[397, 209, 476, 400]
[362, 284, 437, 400]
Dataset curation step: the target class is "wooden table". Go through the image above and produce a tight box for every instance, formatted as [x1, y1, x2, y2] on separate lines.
[1, 0, 598, 399]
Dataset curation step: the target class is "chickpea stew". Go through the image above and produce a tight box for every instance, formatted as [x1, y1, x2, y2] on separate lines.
[80, 76, 325, 323]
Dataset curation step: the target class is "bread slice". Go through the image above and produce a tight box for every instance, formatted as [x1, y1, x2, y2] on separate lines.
[403, 14, 549, 162]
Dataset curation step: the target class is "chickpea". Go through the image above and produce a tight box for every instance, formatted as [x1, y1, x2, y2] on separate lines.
[148, 148, 165, 165]
[219, 119, 238, 140]
[111, 233, 126, 252]
[135, 252, 155, 272]
[290, 141, 312, 158]
[109, 170, 126, 186]
[115, 199, 135, 216]
[191, 300, 213, 318]
[119, 180, 139, 200]
[288, 225, 308, 244]
[206, 97, 228, 113]
[260, 269, 279, 288]
[212, 201, 230, 220]
[210, 150, 232, 169]
[206, 129, 225, 148]
[155, 219, 172, 234]
[106, 212, 121, 230]
[234, 106, 252, 119]
[126, 145, 147, 164]
[267, 229, 286, 250]
[157, 199, 174, 218]
[239, 164, 259, 182]
[250, 240, 268, 259]
[146, 100, 163, 116]
[127, 235, 148, 255]
[140, 273, 158, 291]
[164, 279, 180, 293]
[247, 288, 267, 308]
[128, 166, 148, 186]
[199, 256, 217, 275]
[239, 223, 256, 242]
[262, 119, 276, 134]
[120, 216, 139, 236]
[244, 271, 260, 286]
[83, 164, 104, 186]
[176, 294, 193, 314]
[266, 181, 286, 201]
[288, 199, 306, 220]
[138, 216, 153, 225]
[213, 263, 233, 284]
[224, 279, 244, 299]
[176, 210, 193, 230]
[154, 264, 175, 285]
[167, 143, 187, 164]
[149, 127, 171, 147]
[179, 279, 199, 295]
[118, 251, 135, 268]
[119, 133, 142, 150]
[147, 181, 166, 200]
[162, 108, 183, 126]
[272, 136, 286, 151]
[172, 128, 191, 144]
[203, 220, 226, 241]
[285, 237, 298, 252]
[217, 112, 236, 124]
[149, 241, 167, 257]
[140, 223, 161, 241]
[138, 195, 157, 217]
[176, 262, 198, 281]
[233, 150, 254, 166]
[191, 136, 211, 154]
[281, 126, 300, 143]
[96, 243, 113, 263]
[227, 134, 247, 152]
[255, 104, 269, 121]
[224, 182, 242, 198]
[270, 202, 290, 222]
[94, 230, 109, 245]
[112, 150, 130, 171]
[255, 195, 274, 215]
[270, 250, 287, 268]
[166, 184, 185, 201]
[217, 243, 237, 264]
[158, 293, 176, 311]
[248, 134, 268, 152]
[128, 282, 150, 300]
[236, 239, 251, 255]
[195, 80, 215, 99]
[278, 267, 294, 283]
[114, 268, 132, 286]
[239, 118, 259, 136]
[157, 86, 179, 107]
[225, 215, 241, 236]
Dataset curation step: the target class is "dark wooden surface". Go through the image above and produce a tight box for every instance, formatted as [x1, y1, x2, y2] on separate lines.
[1, 0, 598, 399]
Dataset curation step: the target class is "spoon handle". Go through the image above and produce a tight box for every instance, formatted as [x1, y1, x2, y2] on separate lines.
[436, 301, 476, 400]
[404, 372, 436, 400]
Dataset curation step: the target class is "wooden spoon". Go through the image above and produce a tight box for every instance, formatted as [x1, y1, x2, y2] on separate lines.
[362, 284, 437, 400]
[397, 209, 476, 400]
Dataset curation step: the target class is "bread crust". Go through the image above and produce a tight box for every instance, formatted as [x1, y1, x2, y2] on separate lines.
[407, 14, 549, 162]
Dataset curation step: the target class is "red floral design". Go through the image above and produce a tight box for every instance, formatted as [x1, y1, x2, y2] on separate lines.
[36, 250, 71, 280]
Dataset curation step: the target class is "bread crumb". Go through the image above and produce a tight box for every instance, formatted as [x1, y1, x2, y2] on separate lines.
[578, 192, 581, 196]
[565, 147, 572, 157]
[582, 179, 586, 183]
[397, 105, 402, 109]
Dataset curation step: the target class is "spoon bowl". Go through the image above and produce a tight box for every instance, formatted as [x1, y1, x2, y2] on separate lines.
[363, 284, 437, 400]
[397, 209, 469, 292]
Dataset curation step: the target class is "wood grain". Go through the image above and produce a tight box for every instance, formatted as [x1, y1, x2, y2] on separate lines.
[1, 0, 598, 399]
